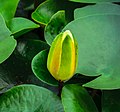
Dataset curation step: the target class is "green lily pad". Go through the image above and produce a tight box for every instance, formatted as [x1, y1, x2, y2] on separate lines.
[32, 0, 84, 25]
[8, 17, 40, 38]
[102, 90, 120, 112]
[0, 14, 16, 64]
[74, 3, 120, 19]
[62, 84, 98, 112]
[63, 14, 120, 89]
[0, 0, 20, 22]
[0, 84, 64, 112]
[32, 49, 58, 86]
[45, 10, 67, 45]
[69, 0, 120, 3]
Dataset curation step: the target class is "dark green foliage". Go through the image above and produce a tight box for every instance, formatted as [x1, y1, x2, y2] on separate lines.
[0, 0, 120, 112]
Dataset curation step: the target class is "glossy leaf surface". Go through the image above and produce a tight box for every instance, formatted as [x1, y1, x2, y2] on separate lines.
[74, 3, 120, 19]
[0, 37, 17, 64]
[32, 0, 83, 25]
[8, 17, 40, 38]
[0, 14, 16, 64]
[63, 15, 120, 89]
[45, 11, 67, 45]
[0, 84, 64, 112]
[32, 50, 58, 86]
[62, 84, 98, 112]
[0, 0, 20, 22]
[0, 14, 11, 40]
[32, 0, 58, 25]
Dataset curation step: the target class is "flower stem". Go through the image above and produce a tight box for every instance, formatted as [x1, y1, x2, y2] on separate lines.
[58, 81, 64, 98]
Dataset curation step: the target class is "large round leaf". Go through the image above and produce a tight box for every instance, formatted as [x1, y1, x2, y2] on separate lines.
[74, 3, 120, 19]
[45, 2, 120, 45]
[0, 14, 16, 64]
[62, 84, 98, 112]
[0, 0, 20, 22]
[63, 15, 120, 89]
[69, 0, 120, 3]
[0, 84, 64, 112]
[32, 49, 58, 86]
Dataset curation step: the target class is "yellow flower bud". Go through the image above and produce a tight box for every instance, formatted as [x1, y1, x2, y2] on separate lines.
[47, 30, 77, 81]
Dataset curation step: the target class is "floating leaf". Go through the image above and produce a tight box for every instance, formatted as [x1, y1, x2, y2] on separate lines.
[8, 17, 40, 38]
[0, 84, 64, 112]
[74, 3, 120, 19]
[63, 15, 120, 89]
[62, 84, 98, 112]
[32, 50, 58, 86]
[0, 0, 20, 22]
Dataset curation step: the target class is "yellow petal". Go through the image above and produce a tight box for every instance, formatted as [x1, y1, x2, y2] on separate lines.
[47, 30, 77, 81]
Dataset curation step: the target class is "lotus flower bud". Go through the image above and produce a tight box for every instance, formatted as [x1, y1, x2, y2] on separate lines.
[47, 30, 77, 81]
